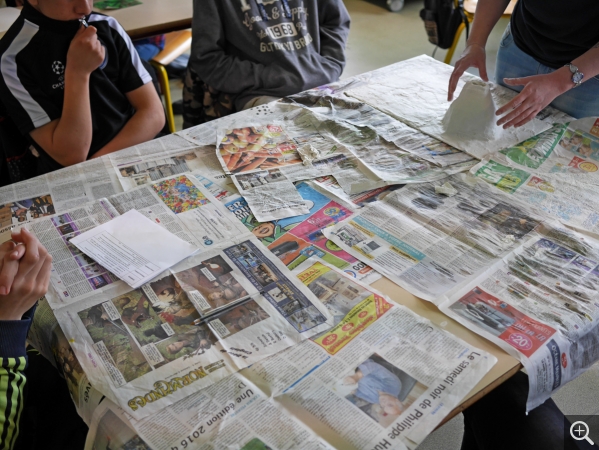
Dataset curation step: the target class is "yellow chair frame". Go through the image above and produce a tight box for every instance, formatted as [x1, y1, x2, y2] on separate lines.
[150, 31, 192, 133]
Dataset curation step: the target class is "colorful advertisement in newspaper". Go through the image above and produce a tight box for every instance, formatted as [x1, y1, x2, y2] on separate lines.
[225, 182, 380, 284]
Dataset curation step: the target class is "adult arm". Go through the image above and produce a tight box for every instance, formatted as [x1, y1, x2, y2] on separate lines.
[496, 45, 599, 128]
[315, 0, 351, 82]
[447, 0, 510, 100]
[0, 229, 52, 450]
[91, 83, 164, 159]
[28, 26, 105, 167]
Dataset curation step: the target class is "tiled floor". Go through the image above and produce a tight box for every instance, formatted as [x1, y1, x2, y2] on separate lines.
[165, 3, 599, 447]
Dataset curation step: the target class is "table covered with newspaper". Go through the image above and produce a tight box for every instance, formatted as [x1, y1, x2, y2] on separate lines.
[3, 55, 596, 448]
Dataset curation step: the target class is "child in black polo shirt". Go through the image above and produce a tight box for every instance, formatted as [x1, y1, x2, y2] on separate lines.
[0, 0, 165, 174]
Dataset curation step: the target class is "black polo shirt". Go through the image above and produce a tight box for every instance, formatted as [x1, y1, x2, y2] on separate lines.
[511, 0, 599, 69]
[0, 2, 151, 160]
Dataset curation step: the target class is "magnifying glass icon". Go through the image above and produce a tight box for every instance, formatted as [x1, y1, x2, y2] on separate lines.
[571, 421, 594, 445]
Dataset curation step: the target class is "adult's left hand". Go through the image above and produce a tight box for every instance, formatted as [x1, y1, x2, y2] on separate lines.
[496, 71, 570, 128]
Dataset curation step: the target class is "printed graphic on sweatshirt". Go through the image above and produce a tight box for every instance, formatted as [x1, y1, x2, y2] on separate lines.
[239, 0, 314, 53]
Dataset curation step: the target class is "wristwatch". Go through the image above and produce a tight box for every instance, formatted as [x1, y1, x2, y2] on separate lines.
[565, 63, 584, 87]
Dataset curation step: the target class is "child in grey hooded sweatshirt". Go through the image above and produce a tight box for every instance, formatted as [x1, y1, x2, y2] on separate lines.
[182, 0, 350, 127]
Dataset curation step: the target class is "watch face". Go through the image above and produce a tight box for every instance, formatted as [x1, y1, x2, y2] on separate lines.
[573, 72, 584, 83]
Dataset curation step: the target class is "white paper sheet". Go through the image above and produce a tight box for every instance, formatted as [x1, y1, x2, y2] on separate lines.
[70, 210, 199, 288]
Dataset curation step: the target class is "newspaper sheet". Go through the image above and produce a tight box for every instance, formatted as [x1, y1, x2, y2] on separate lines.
[215, 123, 316, 221]
[14, 171, 332, 419]
[0, 156, 121, 230]
[110, 141, 238, 198]
[472, 159, 599, 238]
[224, 182, 380, 284]
[324, 174, 599, 410]
[285, 90, 476, 170]
[469, 117, 599, 237]
[177, 83, 480, 222]
[345, 55, 558, 159]
[324, 174, 543, 302]
[438, 224, 599, 411]
[26, 298, 105, 425]
[85, 374, 334, 450]
[53, 235, 332, 420]
[472, 117, 599, 175]
[83, 261, 495, 450]
[35, 174, 245, 309]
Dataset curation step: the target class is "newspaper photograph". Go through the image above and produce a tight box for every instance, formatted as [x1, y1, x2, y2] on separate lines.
[224, 182, 380, 284]
[53, 238, 333, 420]
[345, 55, 557, 159]
[325, 174, 543, 302]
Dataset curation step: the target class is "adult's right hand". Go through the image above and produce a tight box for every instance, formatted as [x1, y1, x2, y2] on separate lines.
[447, 44, 488, 101]
[66, 25, 105, 77]
[0, 229, 52, 321]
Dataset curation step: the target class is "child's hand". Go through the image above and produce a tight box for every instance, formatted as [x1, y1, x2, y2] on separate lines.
[0, 237, 26, 296]
[66, 25, 105, 76]
[0, 229, 52, 321]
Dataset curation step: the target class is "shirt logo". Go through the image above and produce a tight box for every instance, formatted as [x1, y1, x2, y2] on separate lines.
[52, 61, 65, 75]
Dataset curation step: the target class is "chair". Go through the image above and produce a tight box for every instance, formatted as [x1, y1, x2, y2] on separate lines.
[443, 0, 473, 65]
[150, 30, 192, 133]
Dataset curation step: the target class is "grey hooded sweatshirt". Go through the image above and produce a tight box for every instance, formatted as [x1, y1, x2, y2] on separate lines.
[189, 0, 350, 110]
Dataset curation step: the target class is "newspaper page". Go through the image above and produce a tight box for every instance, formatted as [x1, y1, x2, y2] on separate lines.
[324, 174, 544, 302]
[473, 117, 599, 175]
[438, 222, 599, 411]
[84, 400, 153, 450]
[242, 260, 496, 450]
[224, 182, 380, 284]
[83, 261, 495, 450]
[0, 156, 121, 230]
[324, 174, 599, 410]
[85, 374, 334, 450]
[345, 55, 557, 159]
[105, 173, 248, 250]
[472, 159, 599, 237]
[26, 298, 104, 425]
[52, 236, 333, 420]
[109, 139, 238, 197]
[469, 117, 599, 237]
[29, 199, 122, 308]
[215, 122, 348, 222]
[284, 93, 477, 176]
